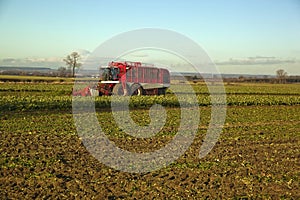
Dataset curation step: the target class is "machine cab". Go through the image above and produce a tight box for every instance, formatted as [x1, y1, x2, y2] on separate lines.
[100, 66, 120, 81]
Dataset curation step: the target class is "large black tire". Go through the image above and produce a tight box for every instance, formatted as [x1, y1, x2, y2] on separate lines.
[112, 83, 125, 95]
[130, 84, 144, 96]
[158, 87, 166, 95]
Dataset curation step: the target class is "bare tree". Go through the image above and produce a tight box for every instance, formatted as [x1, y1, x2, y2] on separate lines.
[63, 52, 81, 77]
[276, 69, 288, 83]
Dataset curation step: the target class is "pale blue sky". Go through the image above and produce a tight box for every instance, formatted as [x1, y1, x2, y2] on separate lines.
[1, 0, 300, 75]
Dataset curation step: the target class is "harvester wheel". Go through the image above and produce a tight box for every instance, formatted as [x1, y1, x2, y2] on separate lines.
[112, 83, 124, 95]
[158, 87, 167, 95]
[131, 84, 144, 96]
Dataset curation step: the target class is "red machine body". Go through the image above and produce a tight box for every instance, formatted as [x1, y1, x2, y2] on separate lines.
[73, 61, 170, 96]
[98, 61, 170, 96]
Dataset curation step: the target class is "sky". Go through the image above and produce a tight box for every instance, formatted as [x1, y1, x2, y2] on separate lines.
[0, 0, 300, 75]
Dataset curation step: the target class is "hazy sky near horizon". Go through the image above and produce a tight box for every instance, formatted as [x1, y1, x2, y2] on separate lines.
[1, 0, 300, 75]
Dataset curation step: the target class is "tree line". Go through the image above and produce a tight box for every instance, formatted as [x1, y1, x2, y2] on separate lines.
[1, 51, 298, 84]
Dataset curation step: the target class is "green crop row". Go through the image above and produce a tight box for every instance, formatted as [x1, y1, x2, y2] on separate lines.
[1, 94, 299, 112]
[0, 83, 72, 94]
[170, 83, 300, 95]
[0, 96, 72, 111]
[1, 83, 300, 96]
[0, 82, 299, 111]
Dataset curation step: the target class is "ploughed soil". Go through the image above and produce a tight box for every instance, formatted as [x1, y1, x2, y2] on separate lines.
[1, 106, 299, 199]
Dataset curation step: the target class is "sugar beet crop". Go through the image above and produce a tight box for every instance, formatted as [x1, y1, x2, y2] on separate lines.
[0, 82, 299, 199]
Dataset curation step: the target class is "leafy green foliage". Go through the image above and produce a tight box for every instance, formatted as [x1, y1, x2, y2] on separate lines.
[0, 83, 299, 111]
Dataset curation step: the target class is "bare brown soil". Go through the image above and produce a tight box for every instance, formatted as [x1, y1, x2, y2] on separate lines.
[1, 106, 299, 199]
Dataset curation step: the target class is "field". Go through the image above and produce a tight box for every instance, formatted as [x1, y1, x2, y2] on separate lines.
[0, 81, 300, 199]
